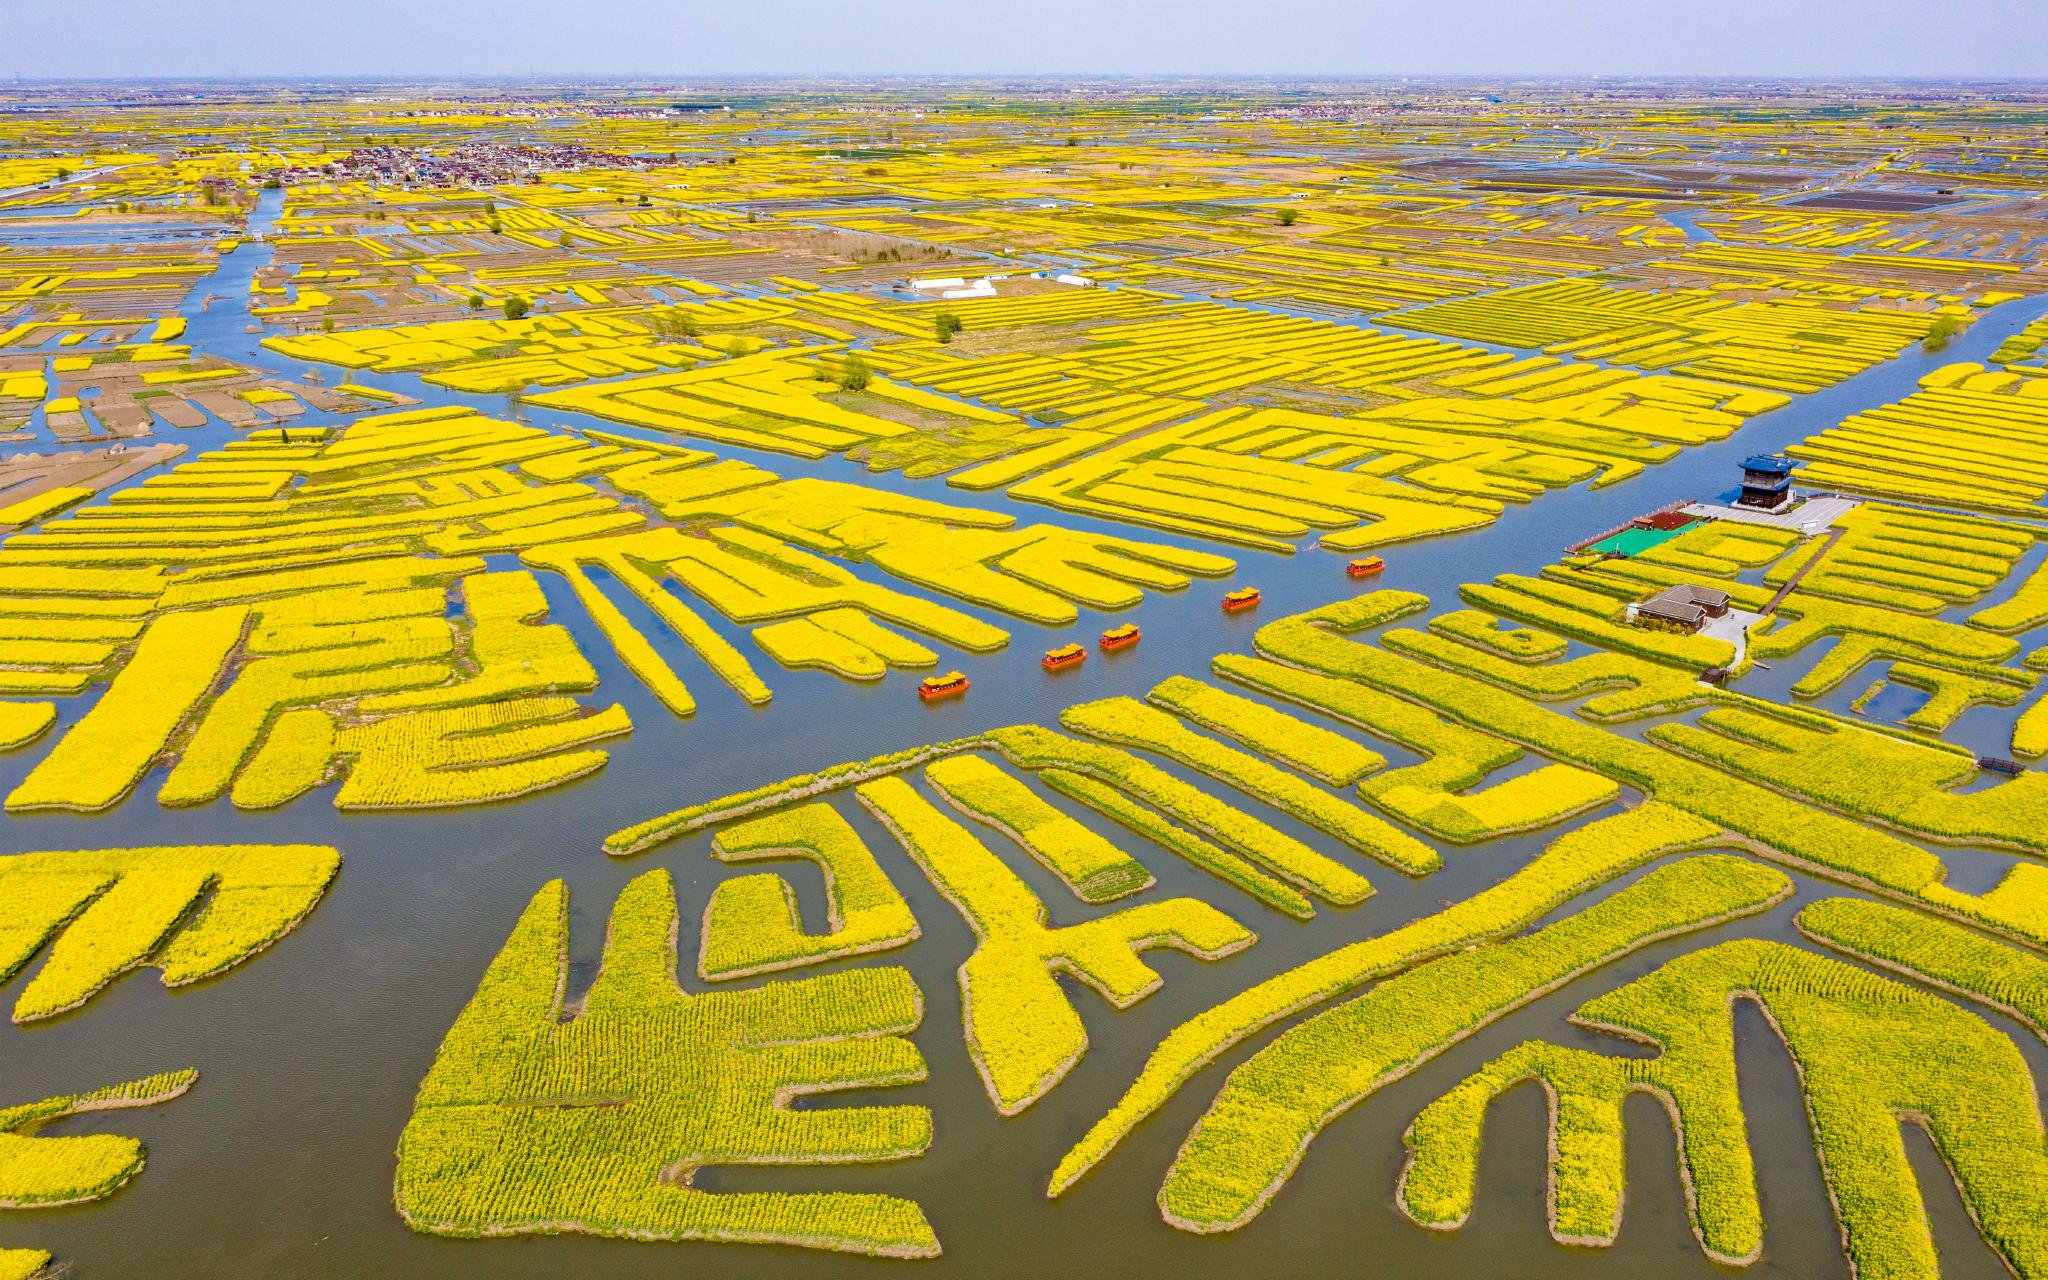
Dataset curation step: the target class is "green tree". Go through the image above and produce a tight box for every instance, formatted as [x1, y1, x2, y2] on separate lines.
[1923, 313, 1966, 352]
[465, 294, 485, 312]
[502, 296, 530, 322]
[934, 312, 964, 344]
[1276, 207, 1300, 227]
[650, 309, 700, 339]
[836, 354, 872, 392]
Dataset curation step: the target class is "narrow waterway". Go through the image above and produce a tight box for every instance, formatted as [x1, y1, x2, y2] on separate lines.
[3, 209, 2043, 1280]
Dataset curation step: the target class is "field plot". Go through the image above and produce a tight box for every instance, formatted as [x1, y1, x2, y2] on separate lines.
[1396, 275, 1957, 393]
[265, 287, 1796, 557]
[0, 404, 1234, 814]
[1787, 363, 2048, 516]
[0, 245, 223, 336]
[7, 77, 2048, 1280]
[598, 576, 2048, 1273]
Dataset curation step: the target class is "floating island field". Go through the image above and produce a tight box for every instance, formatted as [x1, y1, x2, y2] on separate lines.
[4, 77, 2048, 1280]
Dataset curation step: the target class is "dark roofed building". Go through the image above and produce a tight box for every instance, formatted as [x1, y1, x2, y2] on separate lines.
[1738, 454, 1798, 511]
[1630, 583, 1732, 633]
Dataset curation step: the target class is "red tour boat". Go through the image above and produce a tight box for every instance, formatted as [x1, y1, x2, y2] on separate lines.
[1347, 557, 1384, 578]
[1042, 643, 1086, 672]
[1099, 622, 1141, 652]
[918, 671, 969, 701]
[1222, 586, 1262, 613]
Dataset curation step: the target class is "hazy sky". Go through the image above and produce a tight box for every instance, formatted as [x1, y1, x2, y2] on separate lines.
[4, 0, 2045, 80]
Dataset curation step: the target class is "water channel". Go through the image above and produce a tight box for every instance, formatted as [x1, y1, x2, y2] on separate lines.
[5, 195, 2048, 1278]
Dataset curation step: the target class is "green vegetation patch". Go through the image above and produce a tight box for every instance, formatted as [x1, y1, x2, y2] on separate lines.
[1159, 855, 1787, 1232]
[1402, 934, 2048, 1278]
[859, 776, 1253, 1116]
[395, 869, 939, 1257]
[698, 803, 920, 980]
[0, 844, 339, 1023]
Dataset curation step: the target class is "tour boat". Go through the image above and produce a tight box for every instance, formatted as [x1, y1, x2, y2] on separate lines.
[1042, 643, 1087, 672]
[1099, 622, 1141, 652]
[918, 671, 970, 701]
[1222, 586, 1262, 613]
[1346, 557, 1384, 578]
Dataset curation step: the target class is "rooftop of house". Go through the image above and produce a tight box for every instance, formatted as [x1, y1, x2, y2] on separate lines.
[1650, 583, 1731, 607]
